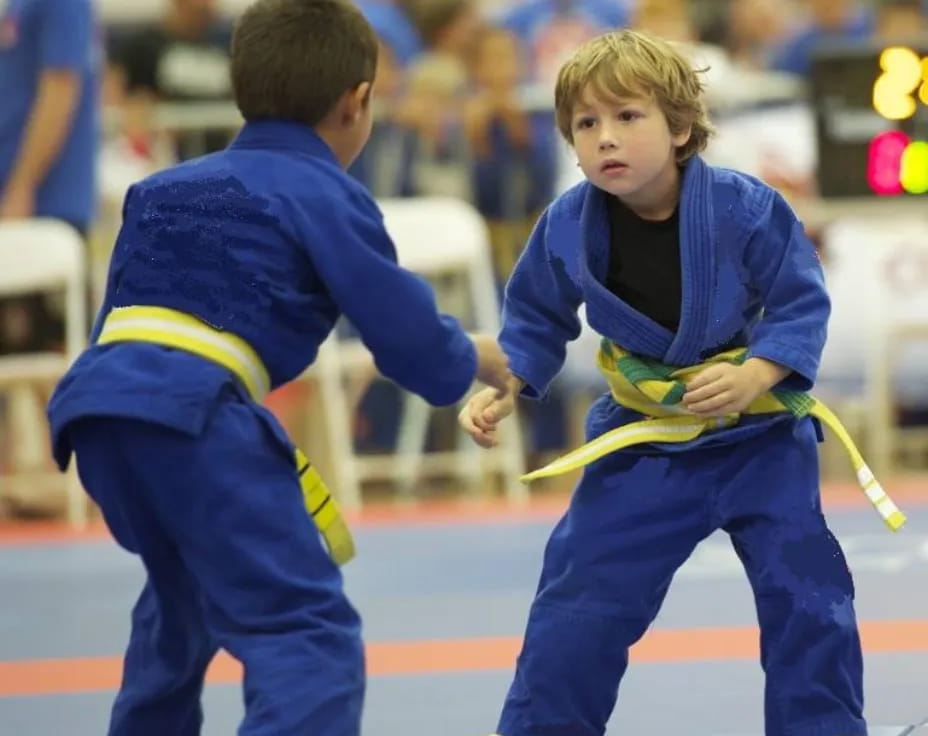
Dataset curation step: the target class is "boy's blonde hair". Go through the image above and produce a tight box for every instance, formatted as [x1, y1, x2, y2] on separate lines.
[555, 30, 713, 162]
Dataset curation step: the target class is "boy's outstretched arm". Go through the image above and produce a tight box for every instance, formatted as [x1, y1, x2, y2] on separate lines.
[498, 208, 584, 399]
[459, 208, 584, 446]
[470, 334, 515, 396]
[297, 191, 508, 405]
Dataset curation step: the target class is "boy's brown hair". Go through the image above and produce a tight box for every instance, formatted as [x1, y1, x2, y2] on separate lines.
[555, 30, 713, 162]
[231, 0, 379, 127]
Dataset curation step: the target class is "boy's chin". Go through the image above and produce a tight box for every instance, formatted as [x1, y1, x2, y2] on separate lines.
[594, 179, 638, 198]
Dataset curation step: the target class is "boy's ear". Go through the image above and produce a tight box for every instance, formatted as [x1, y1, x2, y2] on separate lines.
[342, 81, 373, 124]
[672, 123, 692, 150]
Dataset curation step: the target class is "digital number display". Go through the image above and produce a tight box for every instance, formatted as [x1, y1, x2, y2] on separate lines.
[812, 43, 928, 198]
[869, 47, 928, 195]
[872, 47, 928, 120]
[868, 131, 928, 194]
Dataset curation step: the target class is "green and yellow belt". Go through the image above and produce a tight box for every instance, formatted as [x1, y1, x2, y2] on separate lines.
[522, 339, 906, 533]
[98, 305, 356, 564]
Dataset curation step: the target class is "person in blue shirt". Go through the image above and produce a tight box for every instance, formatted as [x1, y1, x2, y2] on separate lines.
[770, 0, 873, 77]
[0, 0, 99, 353]
[466, 24, 557, 280]
[47, 1, 510, 734]
[348, 31, 418, 198]
[498, 0, 629, 84]
[461, 30, 869, 736]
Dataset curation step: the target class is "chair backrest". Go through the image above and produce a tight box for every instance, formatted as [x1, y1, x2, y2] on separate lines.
[0, 218, 85, 296]
[378, 197, 493, 275]
[0, 218, 87, 359]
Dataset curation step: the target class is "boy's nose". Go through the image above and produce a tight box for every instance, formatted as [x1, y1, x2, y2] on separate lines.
[598, 125, 618, 150]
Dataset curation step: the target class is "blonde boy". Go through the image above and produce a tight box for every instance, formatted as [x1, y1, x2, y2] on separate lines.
[461, 30, 866, 736]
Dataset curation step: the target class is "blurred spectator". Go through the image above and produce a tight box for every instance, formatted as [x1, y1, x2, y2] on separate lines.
[770, 0, 872, 76]
[355, 0, 423, 66]
[108, 0, 234, 162]
[630, 0, 799, 113]
[724, 0, 791, 69]
[405, 0, 481, 63]
[393, 0, 481, 199]
[0, 0, 100, 354]
[348, 40, 418, 197]
[630, 0, 722, 84]
[403, 51, 472, 198]
[349, 0, 420, 196]
[631, 0, 698, 42]
[498, 0, 629, 84]
[465, 25, 531, 164]
[873, 0, 928, 40]
[466, 25, 556, 278]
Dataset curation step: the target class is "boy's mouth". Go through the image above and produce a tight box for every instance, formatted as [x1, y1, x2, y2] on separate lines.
[600, 159, 628, 174]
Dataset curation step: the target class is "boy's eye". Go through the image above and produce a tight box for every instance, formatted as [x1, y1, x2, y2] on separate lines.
[575, 117, 596, 130]
[618, 111, 641, 122]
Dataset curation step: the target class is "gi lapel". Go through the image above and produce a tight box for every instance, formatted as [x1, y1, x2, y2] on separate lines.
[664, 156, 715, 367]
[577, 183, 675, 359]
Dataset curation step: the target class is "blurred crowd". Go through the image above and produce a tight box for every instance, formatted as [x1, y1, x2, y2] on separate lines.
[5, 0, 928, 342]
[95, 0, 928, 281]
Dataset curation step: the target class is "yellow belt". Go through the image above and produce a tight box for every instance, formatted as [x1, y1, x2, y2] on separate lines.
[98, 305, 356, 564]
[521, 341, 906, 533]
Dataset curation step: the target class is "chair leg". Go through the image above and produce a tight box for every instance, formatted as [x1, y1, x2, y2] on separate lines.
[454, 423, 483, 494]
[394, 395, 430, 500]
[65, 461, 87, 528]
[499, 410, 528, 506]
[6, 385, 45, 513]
[313, 341, 363, 512]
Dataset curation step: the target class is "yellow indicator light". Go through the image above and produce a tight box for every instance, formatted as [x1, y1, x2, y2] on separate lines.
[873, 46, 924, 120]
[900, 140, 928, 194]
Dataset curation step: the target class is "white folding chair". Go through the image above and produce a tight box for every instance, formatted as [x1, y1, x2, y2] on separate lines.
[0, 218, 88, 525]
[310, 196, 527, 510]
[817, 213, 928, 480]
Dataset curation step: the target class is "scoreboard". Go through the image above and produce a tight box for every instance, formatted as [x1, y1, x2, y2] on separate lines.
[811, 42, 928, 198]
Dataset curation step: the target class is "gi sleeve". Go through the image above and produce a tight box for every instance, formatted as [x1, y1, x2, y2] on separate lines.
[297, 191, 477, 406]
[744, 192, 831, 391]
[499, 208, 583, 399]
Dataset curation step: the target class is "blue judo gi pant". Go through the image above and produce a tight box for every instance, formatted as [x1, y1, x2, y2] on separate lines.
[498, 403, 866, 736]
[67, 396, 364, 736]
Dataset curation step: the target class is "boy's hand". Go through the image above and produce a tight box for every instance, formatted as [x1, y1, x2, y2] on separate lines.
[471, 334, 512, 393]
[459, 377, 521, 448]
[683, 358, 789, 417]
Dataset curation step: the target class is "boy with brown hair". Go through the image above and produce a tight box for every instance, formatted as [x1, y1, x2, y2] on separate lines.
[47, 1, 510, 734]
[461, 30, 874, 736]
